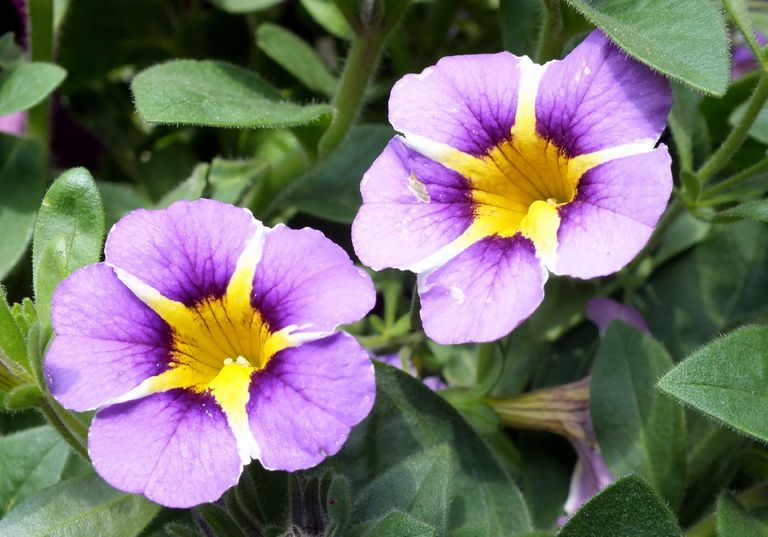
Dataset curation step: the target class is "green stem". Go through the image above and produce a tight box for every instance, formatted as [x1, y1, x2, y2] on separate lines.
[39, 398, 89, 460]
[317, 30, 387, 158]
[696, 74, 768, 184]
[535, 0, 565, 62]
[702, 156, 768, 198]
[27, 0, 55, 173]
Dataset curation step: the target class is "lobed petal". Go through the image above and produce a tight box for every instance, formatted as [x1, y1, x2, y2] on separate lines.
[551, 146, 672, 279]
[253, 226, 375, 333]
[352, 138, 474, 271]
[45, 263, 172, 411]
[89, 390, 242, 508]
[536, 30, 671, 157]
[389, 53, 524, 156]
[419, 235, 547, 344]
[247, 332, 375, 472]
[104, 199, 259, 306]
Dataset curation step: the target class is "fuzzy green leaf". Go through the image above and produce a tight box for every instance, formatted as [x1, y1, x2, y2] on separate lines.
[658, 325, 768, 442]
[0, 62, 66, 115]
[362, 512, 436, 537]
[566, 0, 729, 95]
[0, 287, 28, 368]
[717, 493, 768, 536]
[591, 323, 686, 510]
[132, 60, 333, 128]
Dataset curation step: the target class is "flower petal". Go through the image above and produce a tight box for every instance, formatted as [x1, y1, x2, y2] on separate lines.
[551, 146, 672, 279]
[247, 332, 375, 472]
[352, 138, 474, 271]
[104, 199, 259, 306]
[389, 53, 525, 156]
[253, 226, 375, 333]
[45, 263, 171, 411]
[586, 297, 649, 335]
[418, 235, 547, 344]
[88, 390, 242, 508]
[536, 30, 671, 157]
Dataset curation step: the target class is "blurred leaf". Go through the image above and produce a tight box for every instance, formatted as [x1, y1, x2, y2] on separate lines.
[0, 474, 159, 537]
[97, 182, 150, 228]
[0, 426, 70, 515]
[0, 62, 66, 115]
[329, 363, 532, 536]
[729, 100, 768, 144]
[132, 60, 333, 128]
[518, 433, 572, 531]
[209, 0, 281, 12]
[557, 476, 683, 536]
[711, 199, 768, 222]
[351, 446, 449, 534]
[0, 135, 45, 281]
[32, 168, 105, 325]
[207, 157, 268, 205]
[668, 82, 709, 173]
[653, 211, 710, 266]
[300, 0, 354, 39]
[362, 511, 436, 537]
[659, 325, 768, 442]
[499, 0, 541, 57]
[196, 503, 247, 537]
[156, 163, 208, 208]
[257, 23, 337, 97]
[566, 0, 728, 95]
[591, 323, 686, 510]
[279, 124, 392, 223]
[717, 493, 768, 537]
[0, 287, 28, 367]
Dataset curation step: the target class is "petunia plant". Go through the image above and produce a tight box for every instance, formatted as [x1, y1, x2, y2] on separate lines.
[1, 0, 768, 536]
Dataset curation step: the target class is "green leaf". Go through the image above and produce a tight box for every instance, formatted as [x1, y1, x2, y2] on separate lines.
[0, 426, 70, 515]
[2, 383, 45, 410]
[97, 182, 150, 228]
[362, 511, 436, 537]
[196, 503, 247, 537]
[0, 474, 159, 537]
[591, 323, 686, 510]
[32, 168, 105, 325]
[0, 135, 45, 281]
[132, 60, 333, 129]
[257, 23, 337, 97]
[0, 287, 28, 367]
[329, 363, 532, 536]
[351, 446, 450, 533]
[711, 199, 768, 223]
[557, 476, 682, 536]
[208, 0, 282, 12]
[300, 0, 354, 39]
[0, 62, 66, 115]
[499, 0, 541, 57]
[729, 100, 768, 144]
[156, 163, 208, 208]
[207, 157, 268, 205]
[717, 493, 768, 537]
[668, 83, 709, 174]
[658, 325, 768, 442]
[566, 0, 729, 95]
[279, 124, 392, 223]
[723, 0, 766, 68]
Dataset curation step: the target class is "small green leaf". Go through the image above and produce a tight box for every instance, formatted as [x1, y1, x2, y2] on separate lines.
[208, 0, 282, 12]
[97, 182, 150, 228]
[0, 287, 28, 367]
[207, 157, 268, 205]
[2, 383, 44, 410]
[499, 0, 541, 57]
[0, 135, 45, 281]
[729, 100, 768, 144]
[591, 323, 686, 510]
[658, 325, 768, 442]
[132, 60, 333, 128]
[566, 0, 729, 95]
[362, 511, 436, 537]
[278, 124, 392, 223]
[0, 474, 159, 537]
[0, 62, 66, 115]
[717, 493, 768, 537]
[300, 0, 354, 39]
[196, 503, 248, 537]
[156, 163, 209, 208]
[669, 83, 709, 174]
[32, 168, 105, 326]
[557, 476, 682, 536]
[257, 23, 338, 97]
[0, 426, 70, 515]
[711, 199, 768, 223]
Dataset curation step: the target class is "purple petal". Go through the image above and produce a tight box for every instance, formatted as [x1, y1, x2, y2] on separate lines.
[536, 30, 671, 157]
[45, 263, 171, 412]
[247, 333, 375, 471]
[389, 53, 524, 156]
[89, 390, 242, 508]
[586, 297, 649, 335]
[352, 138, 474, 271]
[0, 111, 26, 136]
[419, 235, 547, 344]
[563, 440, 614, 517]
[104, 199, 258, 306]
[551, 146, 672, 279]
[252, 225, 375, 333]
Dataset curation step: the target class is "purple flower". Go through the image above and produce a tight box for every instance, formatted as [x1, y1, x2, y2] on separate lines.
[377, 353, 446, 391]
[585, 297, 649, 335]
[0, 111, 26, 136]
[732, 31, 767, 79]
[352, 30, 672, 344]
[44, 199, 377, 508]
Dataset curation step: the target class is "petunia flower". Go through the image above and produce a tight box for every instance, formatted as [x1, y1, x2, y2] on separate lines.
[44, 199, 377, 508]
[731, 30, 767, 79]
[352, 30, 672, 344]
